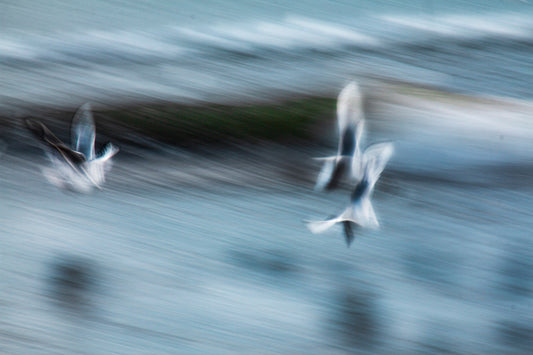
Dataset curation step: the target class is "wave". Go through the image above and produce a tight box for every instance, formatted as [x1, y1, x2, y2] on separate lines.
[2, 11, 533, 111]
[4, 12, 532, 65]
[0, 16, 380, 66]
[381, 12, 532, 39]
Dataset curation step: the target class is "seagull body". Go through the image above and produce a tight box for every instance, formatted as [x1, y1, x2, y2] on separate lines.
[315, 82, 365, 191]
[26, 103, 119, 193]
[308, 142, 393, 246]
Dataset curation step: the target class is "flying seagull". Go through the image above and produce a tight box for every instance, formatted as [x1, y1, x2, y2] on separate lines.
[26, 103, 119, 192]
[315, 81, 365, 191]
[307, 142, 393, 246]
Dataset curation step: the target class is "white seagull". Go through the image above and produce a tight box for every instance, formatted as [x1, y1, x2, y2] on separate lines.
[315, 81, 366, 191]
[26, 103, 119, 193]
[307, 142, 393, 246]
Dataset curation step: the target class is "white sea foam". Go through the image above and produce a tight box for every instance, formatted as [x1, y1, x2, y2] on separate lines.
[1, 12, 533, 111]
[381, 12, 532, 39]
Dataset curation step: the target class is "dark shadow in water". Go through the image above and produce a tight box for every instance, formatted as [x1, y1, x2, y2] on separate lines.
[403, 246, 461, 289]
[497, 321, 533, 352]
[229, 249, 299, 276]
[46, 255, 100, 316]
[417, 321, 455, 354]
[329, 286, 383, 350]
[323, 260, 354, 273]
[498, 248, 532, 298]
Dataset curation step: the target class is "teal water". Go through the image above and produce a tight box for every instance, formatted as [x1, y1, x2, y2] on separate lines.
[1, 87, 533, 353]
[1, 0, 533, 113]
[1, 145, 532, 353]
[1, 2, 533, 353]
[1, 1, 528, 35]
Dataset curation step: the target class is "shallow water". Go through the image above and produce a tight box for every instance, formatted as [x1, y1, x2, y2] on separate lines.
[2, 2, 533, 351]
[1, 148, 532, 353]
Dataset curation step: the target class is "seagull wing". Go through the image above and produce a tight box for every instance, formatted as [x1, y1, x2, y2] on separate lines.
[363, 142, 394, 193]
[314, 156, 350, 191]
[306, 215, 343, 234]
[71, 103, 96, 160]
[314, 156, 336, 191]
[25, 119, 86, 165]
[306, 198, 379, 236]
[336, 81, 363, 134]
[350, 119, 366, 181]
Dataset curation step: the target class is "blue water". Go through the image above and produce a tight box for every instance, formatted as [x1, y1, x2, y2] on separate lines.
[1, 1, 533, 113]
[1, 145, 532, 353]
[2, 2, 533, 353]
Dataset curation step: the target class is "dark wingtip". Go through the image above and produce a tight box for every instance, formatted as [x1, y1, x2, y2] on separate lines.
[24, 119, 87, 164]
[24, 119, 61, 146]
[24, 119, 47, 141]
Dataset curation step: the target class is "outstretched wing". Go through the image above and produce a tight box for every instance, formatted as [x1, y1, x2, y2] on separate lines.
[71, 103, 96, 160]
[314, 157, 336, 191]
[26, 119, 63, 147]
[314, 156, 350, 192]
[308, 219, 358, 247]
[306, 199, 378, 242]
[362, 142, 394, 193]
[306, 216, 342, 234]
[25, 119, 86, 165]
[354, 119, 365, 152]
[350, 119, 366, 181]
[336, 81, 363, 134]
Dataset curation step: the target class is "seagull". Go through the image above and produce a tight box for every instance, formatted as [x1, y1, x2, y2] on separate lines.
[315, 81, 365, 191]
[25, 103, 119, 192]
[307, 142, 393, 246]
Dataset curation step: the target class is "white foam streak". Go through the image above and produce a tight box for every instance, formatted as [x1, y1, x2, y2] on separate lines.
[79, 30, 182, 56]
[381, 12, 531, 39]
[287, 17, 379, 45]
[206, 16, 380, 50]
[0, 38, 37, 59]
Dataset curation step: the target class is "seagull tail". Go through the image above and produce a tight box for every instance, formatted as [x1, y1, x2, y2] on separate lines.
[96, 142, 119, 162]
[306, 197, 378, 235]
[343, 199, 379, 229]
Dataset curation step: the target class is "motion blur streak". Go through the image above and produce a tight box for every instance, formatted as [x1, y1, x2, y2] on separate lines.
[1, 1, 533, 354]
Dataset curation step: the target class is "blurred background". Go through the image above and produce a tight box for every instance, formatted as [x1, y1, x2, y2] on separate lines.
[1, 1, 533, 353]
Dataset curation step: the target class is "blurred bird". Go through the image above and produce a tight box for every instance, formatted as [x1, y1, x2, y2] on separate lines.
[307, 142, 393, 246]
[25, 103, 119, 192]
[315, 81, 365, 191]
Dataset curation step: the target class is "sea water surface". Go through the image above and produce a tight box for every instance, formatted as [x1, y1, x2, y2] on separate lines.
[1, 1, 533, 354]
[2, 0, 533, 113]
[1, 91, 533, 353]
